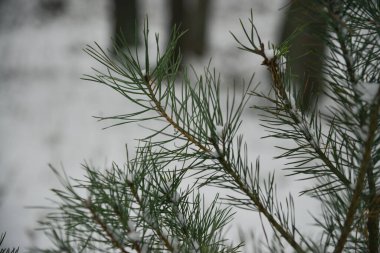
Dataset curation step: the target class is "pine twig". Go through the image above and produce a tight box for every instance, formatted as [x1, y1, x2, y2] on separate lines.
[333, 88, 380, 253]
[265, 54, 351, 188]
[84, 199, 132, 253]
[366, 161, 379, 253]
[144, 75, 306, 253]
[127, 178, 176, 252]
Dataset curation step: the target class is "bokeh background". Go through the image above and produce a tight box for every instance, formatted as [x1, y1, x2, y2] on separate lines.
[0, 0, 319, 250]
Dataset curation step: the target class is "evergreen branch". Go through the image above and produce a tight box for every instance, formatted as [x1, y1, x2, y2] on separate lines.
[326, 3, 358, 85]
[265, 57, 351, 188]
[83, 199, 132, 253]
[125, 172, 176, 252]
[143, 76, 209, 154]
[144, 70, 306, 251]
[107, 182, 142, 253]
[99, 20, 308, 251]
[366, 159, 379, 253]
[125, 145, 237, 252]
[215, 152, 306, 253]
[235, 12, 351, 189]
[333, 87, 380, 253]
[35, 5, 380, 252]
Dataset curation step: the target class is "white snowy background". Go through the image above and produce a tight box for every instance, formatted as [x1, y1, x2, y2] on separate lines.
[0, 0, 320, 251]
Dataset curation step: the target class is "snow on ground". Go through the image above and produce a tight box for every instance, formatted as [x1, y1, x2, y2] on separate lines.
[0, 0, 319, 251]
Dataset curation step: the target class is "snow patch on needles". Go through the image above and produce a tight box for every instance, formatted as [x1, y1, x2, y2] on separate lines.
[355, 82, 380, 103]
[141, 244, 149, 253]
[171, 191, 181, 203]
[160, 179, 174, 194]
[191, 240, 200, 253]
[358, 125, 369, 141]
[142, 210, 156, 227]
[171, 237, 180, 251]
[176, 212, 186, 226]
[298, 121, 312, 140]
[362, 180, 380, 197]
[105, 224, 126, 245]
[161, 227, 170, 237]
[287, 92, 297, 110]
[127, 220, 136, 231]
[264, 49, 275, 60]
[141, 68, 147, 77]
[294, 110, 319, 149]
[209, 149, 219, 159]
[278, 55, 287, 73]
[126, 172, 134, 184]
[127, 231, 141, 242]
[215, 124, 225, 138]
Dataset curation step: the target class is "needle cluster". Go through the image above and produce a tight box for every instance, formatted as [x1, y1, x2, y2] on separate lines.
[33, 1, 380, 252]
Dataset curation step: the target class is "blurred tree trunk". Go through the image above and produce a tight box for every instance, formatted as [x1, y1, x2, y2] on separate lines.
[38, 0, 67, 18]
[168, 0, 211, 62]
[169, 0, 187, 62]
[113, 0, 139, 47]
[280, 0, 327, 112]
[191, 0, 210, 55]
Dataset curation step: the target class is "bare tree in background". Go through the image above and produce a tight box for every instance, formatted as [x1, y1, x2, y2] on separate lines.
[191, 0, 210, 55]
[280, 0, 327, 111]
[38, 0, 66, 17]
[113, 0, 139, 47]
[169, 0, 211, 62]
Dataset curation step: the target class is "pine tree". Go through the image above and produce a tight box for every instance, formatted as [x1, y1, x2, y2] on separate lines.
[32, 1, 380, 252]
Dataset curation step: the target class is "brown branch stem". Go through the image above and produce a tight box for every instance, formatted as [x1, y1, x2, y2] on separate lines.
[145, 77, 209, 153]
[127, 181, 175, 252]
[216, 154, 306, 253]
[144, 76, 306, 253]
[84, 199, 131, 253]
[333, 90, 380, 253]
[366, 160, 379, 253]
[266, 60, 351, 187]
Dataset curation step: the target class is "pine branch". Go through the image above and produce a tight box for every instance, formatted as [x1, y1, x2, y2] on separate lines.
[366, 160, 379, 253]
[83, 199, 132, 253]
[269, 60, 351, 187]
[144, 66, 306, 253]
[326, 2, 358, 85]
[216, 151, 305, 253]
[34, 3, 380, 252]
[143, 73, 209, 154]
[333, 88, 380, 253]
[234, 11, 351, 191]
[125, 170, 176, 252]
[83, 17, 309, 251]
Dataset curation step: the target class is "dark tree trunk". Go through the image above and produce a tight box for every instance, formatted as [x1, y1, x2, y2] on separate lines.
[38, 0, 67, 18]
[280, 0, 327, 112]
[168, 0, 187, 63]
[168, 0, 211, 61]
[191, 0, 210, 55]
[113, 0, 139, 47]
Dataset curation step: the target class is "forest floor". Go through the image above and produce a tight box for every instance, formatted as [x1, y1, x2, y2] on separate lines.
[0, 0, 319, 251]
